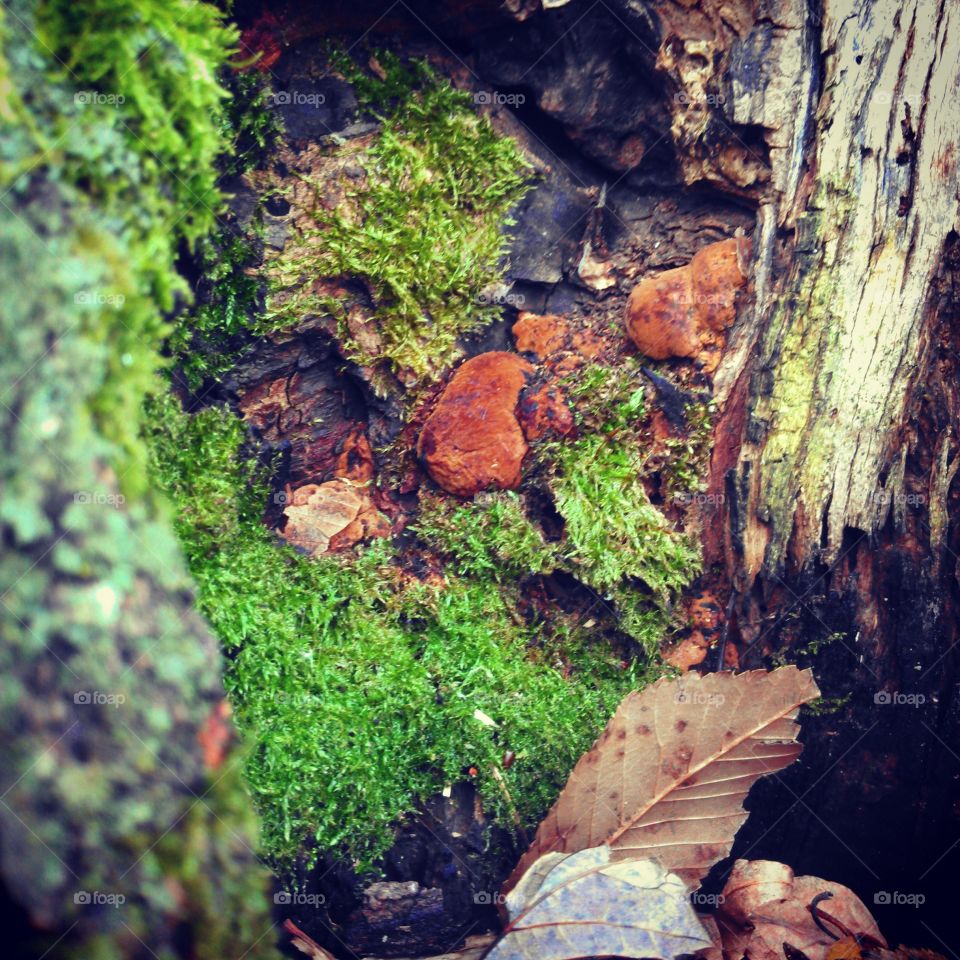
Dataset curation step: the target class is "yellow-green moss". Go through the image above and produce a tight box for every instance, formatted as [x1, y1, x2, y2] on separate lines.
[261, 50, 533, 385]
[545, 356, 701, 654]
[414, 490, 557, 581]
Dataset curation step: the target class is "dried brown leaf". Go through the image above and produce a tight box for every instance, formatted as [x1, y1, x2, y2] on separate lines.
[695, 913, 725, 960]
[504, 667, 820, 895]
[722, 858, 795, 924]
[716, 860, 885, 960]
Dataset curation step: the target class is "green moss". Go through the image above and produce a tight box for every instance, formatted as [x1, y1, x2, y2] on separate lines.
[262, 50, 533, 385]
[661, 399, 715, 500]
[802, 693, 849, 716]
[771, 627, 845, 669]
[543, 406, 699, 653]
[218, 68, 282, 178]
[414, 490, 556, 581]
[166, 69, 281, 389]
[545, 355, 703, 652]
[146, 396, 652, 871]
[36, 0, 235, 259]
[169, 228, 265, 388]
[162, 69, 280, 389]
[0, 0, 239, 495]
[550, 435, 699, 596]
[413, 444, 698, 655]
[564, 357, 649, 434]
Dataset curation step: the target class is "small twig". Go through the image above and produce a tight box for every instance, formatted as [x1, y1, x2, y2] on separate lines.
[284, 919, 338, 960]
[808, 891, 887, 952]
[808, 892, 842, 941]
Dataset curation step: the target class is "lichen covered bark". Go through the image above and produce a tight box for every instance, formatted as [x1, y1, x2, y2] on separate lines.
[0, 2, 276, 956]
[720, 0, 960, 577]
[686, 2, 960, 944]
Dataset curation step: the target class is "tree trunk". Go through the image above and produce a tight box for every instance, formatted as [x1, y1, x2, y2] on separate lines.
[695, 0, 960, 950]
[0, 2, 277, 957]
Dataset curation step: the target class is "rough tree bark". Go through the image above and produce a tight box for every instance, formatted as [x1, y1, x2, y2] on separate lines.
[693, 0, 960, 949]
[0, 2, 277, 958]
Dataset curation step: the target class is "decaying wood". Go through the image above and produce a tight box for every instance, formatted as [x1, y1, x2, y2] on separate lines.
[713, 0, 960, 578]
[683, 2, 960, 948]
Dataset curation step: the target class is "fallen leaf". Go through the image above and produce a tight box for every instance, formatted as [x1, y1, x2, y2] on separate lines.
[716, 860, 885, 960]
[285, 919, 337, 960]
[280, 480, 388, 556]
[827, 937, 864, 960]
[486, 846, 711, 960]
[788, 877, 883, 946]
[503, 668, 820, 894]
[577, 240, 616, 291]
[884, 949, 951, 960]
[695, 912, 725, 960]
[716, 907, 754, 960]
[280, 481, 365, 556]
[721, 859, 795, 924]
[473, 708, 498, 727]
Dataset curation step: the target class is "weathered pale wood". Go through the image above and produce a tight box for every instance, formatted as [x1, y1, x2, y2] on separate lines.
[718, 0, 960, 577]
[701, 8, 960, 945]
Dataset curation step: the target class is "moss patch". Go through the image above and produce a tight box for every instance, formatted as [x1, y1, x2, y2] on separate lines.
[168, 69, 281, 389]
[261, 50, 533, 386]
[414, 490, 557, 581]
[660, 398, 716, 502]
[1, 0, 241, 495]
[530, 354, 703, 654]
[170, 227, 266, 388]
[146, 396, 656, 871]
[137, 24, 699, 894]
[546, 433, 700, 652]
[564, 358, 650, 435]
